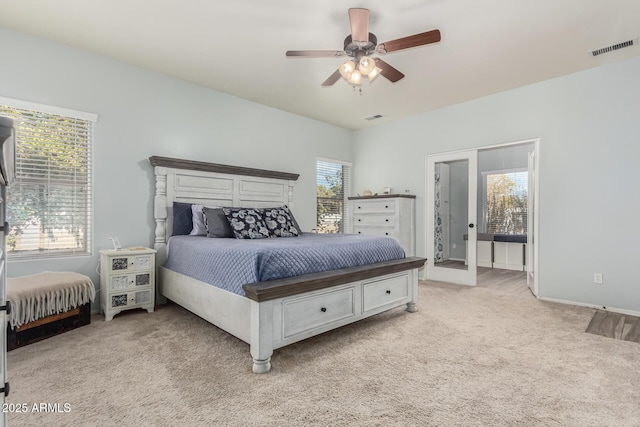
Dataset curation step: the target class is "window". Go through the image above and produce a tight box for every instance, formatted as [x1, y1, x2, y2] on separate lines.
[484, 170, 527, 235]
[316, 158, 351, 233]
[0, 99, 96, 259]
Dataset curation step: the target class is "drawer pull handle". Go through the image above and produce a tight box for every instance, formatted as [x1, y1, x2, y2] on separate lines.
[385, 205, 388, 208]
[385, 219, 389, 222]
[358, 206, 361, 209]
[358, 219, 361, 222]
[386, 290, 391, 294]
[385, 232, 389, 235]
[358, 232, 361, 234]
[320, 307, 327, 313]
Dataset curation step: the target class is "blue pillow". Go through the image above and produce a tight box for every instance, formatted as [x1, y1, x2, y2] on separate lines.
[172, 202, 193, 236]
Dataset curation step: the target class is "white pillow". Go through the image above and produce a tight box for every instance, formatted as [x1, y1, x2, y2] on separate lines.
[190, 204, 219, 235]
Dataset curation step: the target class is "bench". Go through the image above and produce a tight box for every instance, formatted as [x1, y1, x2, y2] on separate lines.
[6, 271, 95, 350]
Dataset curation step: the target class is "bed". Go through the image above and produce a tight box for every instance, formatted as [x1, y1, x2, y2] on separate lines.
[150, 156, 426, 373]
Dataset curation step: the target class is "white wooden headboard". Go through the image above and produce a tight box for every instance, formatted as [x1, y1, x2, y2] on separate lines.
[149, 156, 299, 264]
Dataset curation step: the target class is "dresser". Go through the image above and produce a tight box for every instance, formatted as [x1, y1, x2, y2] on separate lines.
[100, 247, 156, 321]
[348, 195, 416, 257]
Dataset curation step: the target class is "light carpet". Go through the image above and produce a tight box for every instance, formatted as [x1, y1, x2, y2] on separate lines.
[7, 281, 640, 426]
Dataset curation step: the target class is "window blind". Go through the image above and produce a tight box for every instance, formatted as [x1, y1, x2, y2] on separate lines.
[0, 104, 93, 259]
[486, 171, 527, 235]
[316, 159, 351, 234]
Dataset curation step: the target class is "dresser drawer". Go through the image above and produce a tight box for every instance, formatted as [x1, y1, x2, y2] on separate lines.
[283, 287, 355, 338]
[353, 200, 396, 214]
[363, 274, 409, 313]
[354, 214, 396, 227]
[354, 226, 395, 238]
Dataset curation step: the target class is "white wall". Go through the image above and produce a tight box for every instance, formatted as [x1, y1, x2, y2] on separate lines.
[0, 26, 353, 310]
[353, 55, 640, 313]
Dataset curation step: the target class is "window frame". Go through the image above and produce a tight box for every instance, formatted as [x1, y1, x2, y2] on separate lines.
[0, 97, 97, 260]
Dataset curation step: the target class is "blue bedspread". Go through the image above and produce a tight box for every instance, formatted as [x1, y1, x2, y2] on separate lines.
[164, 233, 405, 296]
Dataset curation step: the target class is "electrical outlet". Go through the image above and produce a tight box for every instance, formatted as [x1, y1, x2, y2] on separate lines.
[452, 243, 457, 249]
[593, 273, 603, 284]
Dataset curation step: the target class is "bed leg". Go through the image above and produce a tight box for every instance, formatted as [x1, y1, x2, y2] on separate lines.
[250, 300, 274, 374]
[252, 358, 272, 374]
[406, 269, 419, 313]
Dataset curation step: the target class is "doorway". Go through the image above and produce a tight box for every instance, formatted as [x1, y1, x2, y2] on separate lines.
[425, 139, 539, 296]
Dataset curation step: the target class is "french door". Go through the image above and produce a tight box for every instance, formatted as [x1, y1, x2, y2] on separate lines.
[426, 150, 478, 286]
[527, 150, 538, 296]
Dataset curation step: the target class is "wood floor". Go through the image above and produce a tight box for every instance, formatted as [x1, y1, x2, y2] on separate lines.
[586, 310, 640, 344]
[476, 267, 530, 296]
[428, 263, 531, 297]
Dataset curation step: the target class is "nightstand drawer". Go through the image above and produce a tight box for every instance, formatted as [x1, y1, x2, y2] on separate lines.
[353, 200, 396, 214]
[109, 289, 153, 309]
[363, 274, 409, 313]
[107, 254, 153, 273]
[353, 214, 396, 227]
[283, 287, 355, 338]
[110, 272, 153, 291]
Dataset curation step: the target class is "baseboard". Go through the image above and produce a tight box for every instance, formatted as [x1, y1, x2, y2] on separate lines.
[539, 296, 640, 317]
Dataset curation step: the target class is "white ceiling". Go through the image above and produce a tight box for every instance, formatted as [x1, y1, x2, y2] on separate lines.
[1, 1, 639, 130]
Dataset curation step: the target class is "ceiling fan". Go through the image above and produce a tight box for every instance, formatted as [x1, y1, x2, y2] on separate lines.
[286, 8, 441, 87]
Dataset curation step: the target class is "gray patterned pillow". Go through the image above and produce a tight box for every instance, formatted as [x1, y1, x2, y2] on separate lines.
[222, 207, 270, 239]
[262, 205, 300, 237]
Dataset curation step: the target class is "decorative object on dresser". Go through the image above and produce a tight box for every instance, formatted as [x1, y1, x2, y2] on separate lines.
[100, 247, 156, 321]
[6, 272, 95, 350]
[348, 194, 416, 257]
[149, 156, 425, 373]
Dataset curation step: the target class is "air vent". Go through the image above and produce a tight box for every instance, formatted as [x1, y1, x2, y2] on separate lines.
[589, 37, 638, 57]
[365, 114, 383, 121]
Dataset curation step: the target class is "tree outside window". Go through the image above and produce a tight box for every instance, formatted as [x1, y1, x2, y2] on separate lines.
[316, 160, 350, 233]
[486, 171, 527, 235]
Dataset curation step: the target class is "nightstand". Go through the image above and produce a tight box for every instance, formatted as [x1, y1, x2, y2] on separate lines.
[99, 247, 156, 321]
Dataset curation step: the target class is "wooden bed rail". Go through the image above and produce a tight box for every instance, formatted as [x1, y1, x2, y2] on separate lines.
[243, 257, 426, 302]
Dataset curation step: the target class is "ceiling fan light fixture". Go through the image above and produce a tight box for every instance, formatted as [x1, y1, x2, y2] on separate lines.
[347, 69, 362, 85]
[367, 66, 382, 82]
[359, 56, 376, 75]
[339, 60, 356, 79]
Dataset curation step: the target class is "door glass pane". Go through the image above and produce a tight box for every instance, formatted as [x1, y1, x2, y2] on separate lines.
[434, 160, 469, 270]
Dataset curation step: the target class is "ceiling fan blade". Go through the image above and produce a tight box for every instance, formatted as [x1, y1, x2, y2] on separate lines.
[374, 59, 405, 83]
[348, 8, 369, 43]
[286, 50, 346, 58]
[377, 29, 441, 53]
[321, 69, 342, 87]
